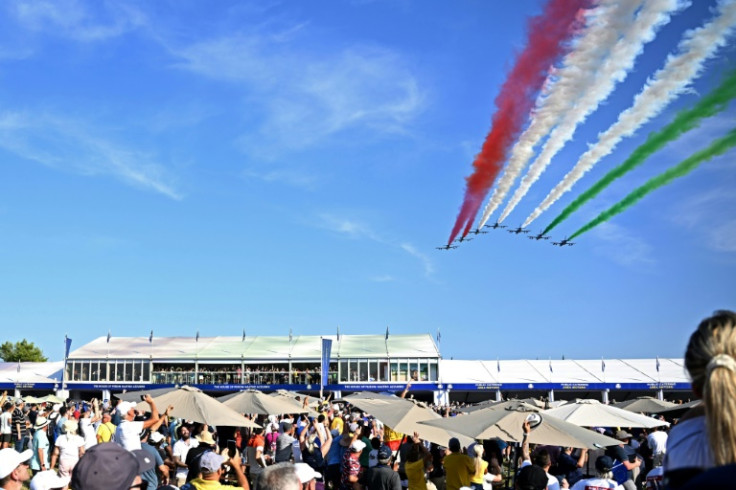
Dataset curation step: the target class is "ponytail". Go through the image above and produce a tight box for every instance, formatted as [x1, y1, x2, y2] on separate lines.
[685, 310, 736, 465]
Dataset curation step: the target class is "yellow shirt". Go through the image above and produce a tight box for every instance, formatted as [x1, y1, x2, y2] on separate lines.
[443, 452, 475, 490]
[406, 459, 428, 490]
[96, 422, 117, 443]
[331, 416, 344, 434]
[470, 459, 488, 484]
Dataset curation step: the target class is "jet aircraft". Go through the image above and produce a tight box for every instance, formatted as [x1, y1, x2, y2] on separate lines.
[454, 236, 474, 243]
[469, 229, 488, 235]
[508, 226, 530, 235]
[552, 238, 575, 247]
[529, 232, 550, 241]
[436, 244, 459, 250]
[485, 222, 507, 230]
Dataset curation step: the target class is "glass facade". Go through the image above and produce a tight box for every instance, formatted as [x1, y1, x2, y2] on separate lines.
[66, 357, 438, 384]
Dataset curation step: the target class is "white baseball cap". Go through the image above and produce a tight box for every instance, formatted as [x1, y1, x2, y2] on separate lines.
[294, 463, 322, 483]
[117, 401, 135, 415]
[350, 440, 366, 453]
[0, 448, 32, 479]
[30, 470, 71, 490]
[150, 432, 165, 443]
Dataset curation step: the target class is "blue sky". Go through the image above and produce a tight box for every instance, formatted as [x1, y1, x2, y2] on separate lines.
[0, 0, 734, 363]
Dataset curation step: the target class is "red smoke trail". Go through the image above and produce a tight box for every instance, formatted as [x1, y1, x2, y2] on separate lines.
[448, 0, 589, 244]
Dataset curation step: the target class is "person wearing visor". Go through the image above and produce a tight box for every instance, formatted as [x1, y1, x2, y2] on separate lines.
[0, 447, 32, 490]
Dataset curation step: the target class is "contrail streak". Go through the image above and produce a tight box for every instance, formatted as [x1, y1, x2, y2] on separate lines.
[478, 0, 667, 228]
[447, 0, 589, 244]
[497, 0, 689, 225]
[543, 69, 736, 235]
[523, 0, 736, 227]
[569, 127, 736, 239]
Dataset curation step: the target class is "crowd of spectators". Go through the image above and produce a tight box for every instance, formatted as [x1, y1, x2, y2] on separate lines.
[1, 310, 734, 490]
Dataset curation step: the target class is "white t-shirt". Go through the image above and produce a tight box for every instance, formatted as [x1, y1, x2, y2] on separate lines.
[647, 431, 668, 455]
[79, 418, 98, 449]
[0, 412, 11, 434]
[173, 438, 199, 479]
[55, 433, 85, 461]
[115, 419, 144, 451]
[570, 477, 621, 490]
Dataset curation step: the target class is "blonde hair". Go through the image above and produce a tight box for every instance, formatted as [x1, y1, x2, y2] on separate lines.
[473, 444, 484, 476]
[685, 310, 736, 465]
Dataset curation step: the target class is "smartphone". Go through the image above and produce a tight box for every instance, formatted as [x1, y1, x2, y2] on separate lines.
[227, 439, 237, 458]
[140, 395, 146, 401]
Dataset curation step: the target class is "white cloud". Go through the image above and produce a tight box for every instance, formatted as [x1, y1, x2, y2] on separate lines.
[591, 222, 655, 267]
[9, 0, 146, 42]
[315, 213, 435, 278]
[670, 187, 736, 253]
[169, 32, 426, 153]
[0, 111, 182, 200]
[242, 167, 320, 190]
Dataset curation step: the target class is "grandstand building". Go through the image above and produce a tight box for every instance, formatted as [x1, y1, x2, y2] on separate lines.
[0, 333, 692, 403]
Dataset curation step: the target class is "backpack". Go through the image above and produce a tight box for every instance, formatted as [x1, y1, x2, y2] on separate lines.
[47, 413, 59, 445]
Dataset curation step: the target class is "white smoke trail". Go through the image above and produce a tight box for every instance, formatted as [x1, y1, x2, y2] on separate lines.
[522, 0, 736, 227]
[498, 0, 688, 225]
[477, 0, 643, 228]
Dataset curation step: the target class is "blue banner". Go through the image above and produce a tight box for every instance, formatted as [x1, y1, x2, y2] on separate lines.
[64, 337, 73, 359]
[321, 338, 332, 387]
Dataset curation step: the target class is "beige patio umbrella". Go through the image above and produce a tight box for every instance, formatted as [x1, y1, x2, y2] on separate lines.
[657, 399, 702, 415]
[135, 386, 260, 428]
[420, 402, 621, 449]
[219, 389, 311, 415]
[342, 394, 474, 447]
[114, 386, 178, 402]
[613, 397, 678, 413]
[543, 399, 669, 428]
[22, 396, 45, 404]
[40, 394, 65, 404]
[461, 399, 540, 414]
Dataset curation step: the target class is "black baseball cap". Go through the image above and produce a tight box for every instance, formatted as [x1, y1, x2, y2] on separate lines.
[71, 443, 152, 490]
[517, 464, 548, 490]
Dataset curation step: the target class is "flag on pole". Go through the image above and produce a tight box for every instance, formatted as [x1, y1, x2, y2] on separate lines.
[106, 331, 111, 343]
[549, 359, 553, 373]
[336, 326, 341, 341]
[196, 331, 200, 342]
[497, 359, 500, 373]
[601, 358, 606, 373]
[385, 326, 389, 340]
[289, 328, 293, 343]
[436, 328, 441, 344]
[242, 329, 246, 342]
[149, 330, 153, 343]
[656, 356, 660, 372]
[64, 336, 72, 359]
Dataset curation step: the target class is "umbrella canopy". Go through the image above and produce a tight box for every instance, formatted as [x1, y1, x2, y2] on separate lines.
[135, 386, 260, 428]
[114, 386, 178, 402]
[219, 390, 310, 415]
[22, 396, 45, 404]
[544, 399, 669, 429]
[614, 397, 678, 413]
[420, 402, 621, 449]
[657, 399, 702, 415]
[461, 399, 540, 414]
[40, 394, 65, 404]
[342, 394, 474, 447]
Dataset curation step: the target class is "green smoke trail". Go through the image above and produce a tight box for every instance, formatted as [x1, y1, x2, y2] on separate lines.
[543, 69, 736, 235]
[569, 127, 736, 240]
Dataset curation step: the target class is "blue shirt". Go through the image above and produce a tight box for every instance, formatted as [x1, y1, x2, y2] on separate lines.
[30, 429, 50, 471]
[141, 442, 164, 489]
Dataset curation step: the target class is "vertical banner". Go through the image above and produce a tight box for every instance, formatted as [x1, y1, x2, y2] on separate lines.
[321, 338, 333, 388]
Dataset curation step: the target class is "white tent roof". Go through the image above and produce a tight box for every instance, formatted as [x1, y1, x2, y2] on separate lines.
[0, 362, 64, 385]
[68, 334, 440, 361]
[439, 358, 688, 385]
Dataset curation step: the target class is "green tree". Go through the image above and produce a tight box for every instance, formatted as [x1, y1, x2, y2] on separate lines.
[0, 339, 48, 362]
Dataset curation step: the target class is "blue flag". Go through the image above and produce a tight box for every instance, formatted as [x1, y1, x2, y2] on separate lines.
[64, 336, 73, 358]
[321, 338, 333, 387]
